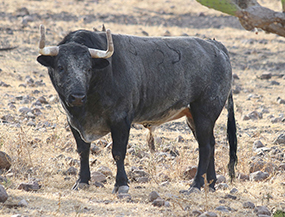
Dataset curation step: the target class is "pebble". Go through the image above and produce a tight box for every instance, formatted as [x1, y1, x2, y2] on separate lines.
[91, 171, 106, 183]
[216, 175, 226, 184]
[216, 183, 228, 190]
[17, 181, 40, 191]
[117, 193, 132, 201]
[97, 166, 112, 177]
[199, 211, 217, 217]
[149, 191, 160, 202]
[249, 171, 269, 181]
[273, 133, 285, 144]
[90, 143, 101, 155]
[176, 135, 184, 142]
[253, 140, 264, 150]
[66, 166, 77, 175]
[243, 201, 255, 209]
[0, 151, 12, 170]
[277, 97, 285, 104]
[224, 194, 237, 200]
[243, 111, 263, 120]
[237, 173, 249, 181]
[254, 206, 271, 216]
[215, 205, 230, 212]
[230, 188, 238, 194]
[0, 185, 8, 202]
[183, 166, 197, 179]
[18, 199, 28, 207]
[93, 181, 104, 188]
[152, 197, 165, 207]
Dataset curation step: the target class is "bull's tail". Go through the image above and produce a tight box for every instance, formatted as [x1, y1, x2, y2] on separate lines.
[227, 91, 237, 182]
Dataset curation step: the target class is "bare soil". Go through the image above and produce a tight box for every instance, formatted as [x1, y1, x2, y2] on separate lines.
[0, 0, 284, 216]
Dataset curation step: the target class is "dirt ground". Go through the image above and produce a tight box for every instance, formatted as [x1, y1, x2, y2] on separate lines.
[0, 0, 284, 216]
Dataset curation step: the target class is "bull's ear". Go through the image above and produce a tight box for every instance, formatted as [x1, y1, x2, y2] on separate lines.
[92, 59, 110, 70]
[37, 55, 55, 68]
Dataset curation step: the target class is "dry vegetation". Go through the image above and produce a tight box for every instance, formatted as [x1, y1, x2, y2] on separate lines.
[0, 0, 284, 216]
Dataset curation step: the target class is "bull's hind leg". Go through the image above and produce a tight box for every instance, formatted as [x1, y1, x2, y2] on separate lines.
[186, 103, 217, 192]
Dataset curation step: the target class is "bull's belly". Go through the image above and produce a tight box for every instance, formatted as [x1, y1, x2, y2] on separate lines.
[136, 106, 192, 128]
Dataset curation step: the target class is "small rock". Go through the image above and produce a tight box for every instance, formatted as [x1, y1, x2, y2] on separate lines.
[216, 183, 228, 190]
[183, 166, 197, 179]
[249, 159, 266, 173]
[224, 194, 237, 200]
[18, 107, 31, 115]
[128, 169, 149, 182]
[164, 30, 171, 36]
[136, 176, 150, 183]
[216, 175, 226, 184]
[90, 143, 101, 155]
[237, 173, 249, 181]
[176, 135, 184, 142]
[277, 97, 285, 104]
[258, 72, 272, 80]
[164, 201, 170, 207]
[253, 140, 264, 150]
[66, 166, 77, 175]
[192, 210, 203, 216]
[0, 151, 12, 170]
[141, 30, 149, 36]
[18, 199, 28, 207]
[249, 171, 269, 181]
[270, 80, 280, 85]
[199, 211, 218, 217]
[37, 96, 48, 104]
[17, 181, 40, 191]
[232, 73, 239, 80]
[152, 198, 165, 207]
[27, 121, 36, 127]
[230, 188, 238, 194]
[273, 133, 285, 145]
[93, 181, 104, 188]
[149, 191, 160, 202]
[0, 185, 8, 202]
[254, 206, 271, 216]
[243, 201, 255, 209]
[97, 166, 112, 177]
[117, 193, 131, 200]
[279, 163, 285, 171]
[91, 171, 106, 183]
[215, 205, 230, 212]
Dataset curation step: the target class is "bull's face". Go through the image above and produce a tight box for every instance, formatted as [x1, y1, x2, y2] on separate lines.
[36, 25, 114, 107]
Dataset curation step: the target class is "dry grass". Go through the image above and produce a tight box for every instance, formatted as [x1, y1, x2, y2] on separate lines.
[0, 0, 285, 216]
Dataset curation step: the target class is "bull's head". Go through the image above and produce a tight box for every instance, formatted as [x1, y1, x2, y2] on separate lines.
[37, 25, 114, 107]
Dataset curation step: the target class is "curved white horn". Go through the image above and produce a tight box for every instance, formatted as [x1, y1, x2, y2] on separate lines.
[88, 29, 114, 59]
[38, 24, 59, 56]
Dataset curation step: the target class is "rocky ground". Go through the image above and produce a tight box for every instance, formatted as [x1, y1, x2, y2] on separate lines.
[0, 0, 284, 216]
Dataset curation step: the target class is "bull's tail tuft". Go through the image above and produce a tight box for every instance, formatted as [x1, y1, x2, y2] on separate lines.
[227, 91, 237, 182]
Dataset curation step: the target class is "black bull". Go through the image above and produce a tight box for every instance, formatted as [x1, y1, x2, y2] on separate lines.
[37, 25, 237, 194]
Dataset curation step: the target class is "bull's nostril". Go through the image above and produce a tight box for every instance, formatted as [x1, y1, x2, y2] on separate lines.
[69, 94, 86, 106]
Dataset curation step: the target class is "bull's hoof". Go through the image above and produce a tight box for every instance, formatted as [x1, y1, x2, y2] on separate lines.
[72, 182, 89, 190]
[179, 187, 200, 195]
[112, 185, 129, 194]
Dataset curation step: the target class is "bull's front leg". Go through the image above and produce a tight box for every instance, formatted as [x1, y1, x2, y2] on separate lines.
[69, 124, 91, 190]
[110, 118, 131, 194]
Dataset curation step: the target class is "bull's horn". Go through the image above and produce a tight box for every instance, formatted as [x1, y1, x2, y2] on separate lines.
[88, 29, 114, 59]
[38, 24, 59, 56]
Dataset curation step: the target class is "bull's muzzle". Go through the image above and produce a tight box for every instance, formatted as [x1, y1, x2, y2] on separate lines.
[68, 94, 87, 107]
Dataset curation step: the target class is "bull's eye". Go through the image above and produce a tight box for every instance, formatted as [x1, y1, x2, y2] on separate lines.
[57, 65, 64, 73]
